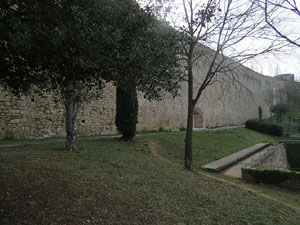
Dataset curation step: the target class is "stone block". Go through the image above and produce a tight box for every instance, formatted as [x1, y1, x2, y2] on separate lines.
[20, 118, 28, 123]
[0, 98, 10, 102]
[10, 119, 20, 124]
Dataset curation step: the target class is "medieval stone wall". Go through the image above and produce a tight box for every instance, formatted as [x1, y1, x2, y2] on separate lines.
[0, 45, 286, 139]
[0, 85, 117, 139]
[248, 144, 290, 170]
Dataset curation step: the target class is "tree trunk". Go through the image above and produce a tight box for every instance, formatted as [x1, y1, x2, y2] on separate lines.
[65, 97, 79, 151]
[185, 101, 194, 170]
[184, 50, 195, 170]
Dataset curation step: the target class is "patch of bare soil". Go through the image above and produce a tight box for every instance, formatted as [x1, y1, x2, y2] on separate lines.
[147, 140, 176, 166]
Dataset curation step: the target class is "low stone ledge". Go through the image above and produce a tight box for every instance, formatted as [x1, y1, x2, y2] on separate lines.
[202, 143, 270, 172]
[245, 144, 290, 170]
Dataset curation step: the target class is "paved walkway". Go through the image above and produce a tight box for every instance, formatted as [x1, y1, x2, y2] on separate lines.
[193, 125, 245, 131]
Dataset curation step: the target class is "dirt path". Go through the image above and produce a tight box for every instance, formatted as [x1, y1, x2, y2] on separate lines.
[148, 141, 300, 213]
[148, 141, 175, 166]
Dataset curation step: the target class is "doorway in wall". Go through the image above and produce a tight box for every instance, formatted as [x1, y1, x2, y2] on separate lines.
[193, 107, 203, 128]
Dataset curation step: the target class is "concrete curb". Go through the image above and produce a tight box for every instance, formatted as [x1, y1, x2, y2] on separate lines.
[201, 143, 271, 172]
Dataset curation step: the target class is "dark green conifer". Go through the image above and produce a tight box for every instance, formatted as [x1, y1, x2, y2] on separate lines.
[115, 85, 138, 140]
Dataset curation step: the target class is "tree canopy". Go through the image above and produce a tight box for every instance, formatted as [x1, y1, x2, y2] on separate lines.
[0, 0, 183, 149]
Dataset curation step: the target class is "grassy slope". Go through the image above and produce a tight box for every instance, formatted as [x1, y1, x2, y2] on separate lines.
[1, 129, 299, 225]
[138, 128, 283, 170]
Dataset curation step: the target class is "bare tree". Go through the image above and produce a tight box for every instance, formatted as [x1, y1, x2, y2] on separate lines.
[257, 0, 300, 48]
[279, 80, 300, 105]
[171, 0, 284, 170]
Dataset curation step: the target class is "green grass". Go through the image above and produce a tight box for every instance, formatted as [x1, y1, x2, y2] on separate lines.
[138, 128, 283, 170]
[0, 129, 299, 225]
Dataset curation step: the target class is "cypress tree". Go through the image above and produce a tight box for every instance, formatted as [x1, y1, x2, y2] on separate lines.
[258, 106, 263, 120]
[115, 85, 138, 140]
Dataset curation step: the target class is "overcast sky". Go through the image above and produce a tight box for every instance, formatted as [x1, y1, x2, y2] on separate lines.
[164, 0, 300, 80]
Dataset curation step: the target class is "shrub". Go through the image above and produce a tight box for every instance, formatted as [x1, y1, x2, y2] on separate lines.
[245, 120, 283, 136]
[271, 103, 288, 114]
[286, 144, 300, 171]
[258, 106, 262, 120]
[245, 120, 262, 131]
[159, 127, 164, 132]
[261, 123, 283, 136]
[271, 103, 288, 122]
[242, 168, 300, 184]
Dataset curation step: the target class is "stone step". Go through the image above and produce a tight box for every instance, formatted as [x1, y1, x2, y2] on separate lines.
[201, 143, 270, 172]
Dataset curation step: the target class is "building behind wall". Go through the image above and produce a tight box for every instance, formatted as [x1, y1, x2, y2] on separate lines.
[0, 45, 286, 139]
[274, 73, 295, 81]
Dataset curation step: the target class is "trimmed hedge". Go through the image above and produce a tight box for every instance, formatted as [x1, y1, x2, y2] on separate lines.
[245, 120, 261, 131]
[242, 168, 300, 184]
[245, 120, 283, 136]
[286, 144, 300, 171]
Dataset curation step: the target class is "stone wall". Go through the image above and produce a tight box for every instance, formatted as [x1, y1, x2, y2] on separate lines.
[0, 84, 117, 139]
[247, 144, 290, 170]
[0, 45, 287, 139]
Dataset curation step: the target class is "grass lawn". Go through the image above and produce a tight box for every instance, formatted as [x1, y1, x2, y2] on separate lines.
[1, 128, 299, 224]
[137, 128, 283, 170]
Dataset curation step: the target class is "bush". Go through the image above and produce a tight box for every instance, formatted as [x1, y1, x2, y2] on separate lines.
[242, 168, 300, 184]
[245, 120, 283, 136]
[245, 120, 262, 131]
[286, 144, 300, 171]
[261, 124, 283, 136]
[271, 103, 288, 122]
[271, 103, 288, 114]
[258, 106, 262, 120]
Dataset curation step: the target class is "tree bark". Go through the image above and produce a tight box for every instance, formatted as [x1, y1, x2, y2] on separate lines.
[184, 47, 195, 170]
[185, 100, 194, 170]
[65, 97, 79, 151]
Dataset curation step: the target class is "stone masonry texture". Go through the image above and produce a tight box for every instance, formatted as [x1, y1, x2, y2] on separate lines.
[0, 45, 286, 139]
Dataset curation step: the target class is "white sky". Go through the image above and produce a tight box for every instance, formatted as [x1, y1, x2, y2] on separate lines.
[164, 0, 300, 80]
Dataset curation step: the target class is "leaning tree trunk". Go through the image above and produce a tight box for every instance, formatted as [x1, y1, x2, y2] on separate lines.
[65, 97, 80, 151]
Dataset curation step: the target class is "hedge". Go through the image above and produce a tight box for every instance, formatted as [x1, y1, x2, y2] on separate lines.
[245, 120, 283, 136]
[242, 168, 300, 185]
[286, 144, 300, 171]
